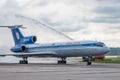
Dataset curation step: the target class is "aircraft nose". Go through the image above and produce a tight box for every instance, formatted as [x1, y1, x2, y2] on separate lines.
[104, 46, 110, 53]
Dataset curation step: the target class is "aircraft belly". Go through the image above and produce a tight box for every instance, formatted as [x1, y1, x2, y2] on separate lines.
[55, 47, 103, 57]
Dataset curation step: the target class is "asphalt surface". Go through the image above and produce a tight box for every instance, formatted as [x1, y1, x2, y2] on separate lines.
[0, 62, 120, 80]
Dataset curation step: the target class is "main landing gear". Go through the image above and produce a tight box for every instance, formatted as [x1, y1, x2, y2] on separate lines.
[86, 56, 92, 65]
[58, 57, 67, 64]
[19, 57, 28, 64]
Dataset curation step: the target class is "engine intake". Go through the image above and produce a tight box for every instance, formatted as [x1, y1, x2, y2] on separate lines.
[21, 36, 37, 44]
[32, 36, 37, 42]
[21, 46, 27, 52]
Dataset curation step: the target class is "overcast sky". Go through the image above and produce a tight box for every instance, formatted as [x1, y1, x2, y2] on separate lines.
[0, 0, 120, 47]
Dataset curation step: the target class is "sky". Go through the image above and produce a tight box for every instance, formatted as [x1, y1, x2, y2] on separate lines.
[0, 0, 120, 47]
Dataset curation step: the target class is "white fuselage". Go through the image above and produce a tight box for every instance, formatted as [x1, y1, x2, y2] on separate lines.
[23, 41, 110, 57]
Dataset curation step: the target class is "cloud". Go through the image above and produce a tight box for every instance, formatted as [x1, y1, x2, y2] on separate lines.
[0, 0, 21, 12]
[96, 0, 120, 3]
[0, 0, 119, 48]
[104, 26, 120, 34]
[94, 6, 120, 17]
[90, 17, 120, 23]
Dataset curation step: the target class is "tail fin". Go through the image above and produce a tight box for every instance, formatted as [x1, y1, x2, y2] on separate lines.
[11, 27, 24, 45]
[0, 25, 37, 46]
[0, 25, 25, 45]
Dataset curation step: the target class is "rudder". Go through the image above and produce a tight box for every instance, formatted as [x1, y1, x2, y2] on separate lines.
[11, 28, 24, 45]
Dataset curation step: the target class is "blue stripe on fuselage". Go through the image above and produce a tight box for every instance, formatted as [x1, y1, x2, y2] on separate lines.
[28, 42, 104, 49]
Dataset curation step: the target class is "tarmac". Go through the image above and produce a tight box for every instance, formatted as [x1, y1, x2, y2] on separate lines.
[0, 61, 120, 80]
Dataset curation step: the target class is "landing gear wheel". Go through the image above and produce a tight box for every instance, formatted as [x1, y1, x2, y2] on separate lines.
[58, 60, 61, 64]
[58, 57, 67, 64]
[58, 60, 66, 64]
[87, 61, 92, 65]
[19, 57, 28, 64]
[19, 60, 28, 64]
[63, 60, 66, 64]
[86, 56, 92, 65]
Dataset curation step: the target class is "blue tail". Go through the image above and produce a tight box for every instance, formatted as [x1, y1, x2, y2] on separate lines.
[0, 25, 37, 45]
[0, 25, 37, 52]
[10, 27, 37, 46]
[11, 28, 24, 45]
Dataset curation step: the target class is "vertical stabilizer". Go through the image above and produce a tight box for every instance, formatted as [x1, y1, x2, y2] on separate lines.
[11, 27, 24, 45]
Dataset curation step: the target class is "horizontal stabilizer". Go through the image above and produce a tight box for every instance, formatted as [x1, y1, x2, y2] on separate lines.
[0, 25, 26, 29]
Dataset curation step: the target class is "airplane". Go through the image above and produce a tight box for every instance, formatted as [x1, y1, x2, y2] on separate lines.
[0, 25, 110, 65]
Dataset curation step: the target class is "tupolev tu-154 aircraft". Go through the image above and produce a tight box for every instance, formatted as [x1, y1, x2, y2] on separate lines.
[0, 25, 110, 65]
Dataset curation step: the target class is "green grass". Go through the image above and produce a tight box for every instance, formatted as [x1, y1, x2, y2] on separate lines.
[93, 57, 120, 63]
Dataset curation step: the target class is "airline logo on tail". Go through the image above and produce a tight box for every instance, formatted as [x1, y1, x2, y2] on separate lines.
[16, 32, 20, 40]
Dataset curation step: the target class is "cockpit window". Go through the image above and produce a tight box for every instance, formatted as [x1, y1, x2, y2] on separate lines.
[96, 42, 104, 47]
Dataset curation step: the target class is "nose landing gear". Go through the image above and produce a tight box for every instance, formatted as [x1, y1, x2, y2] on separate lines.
[82, 56, 92, 65]
[86, 56, 92, 65]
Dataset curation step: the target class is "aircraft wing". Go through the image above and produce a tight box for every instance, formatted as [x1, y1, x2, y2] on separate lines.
[0, 51, 57, 57]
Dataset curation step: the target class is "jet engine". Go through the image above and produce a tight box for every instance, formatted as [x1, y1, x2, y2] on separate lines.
[21, 36, 37, 44]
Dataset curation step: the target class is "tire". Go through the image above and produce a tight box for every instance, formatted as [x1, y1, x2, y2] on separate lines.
[63, 61, 66, 64]
[19, 60, 22, 64]
[19, 60, 28, 64]
[58, 60, 66, 64]
[58, 61, 61, 64]
[87, 62, 92, 65]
